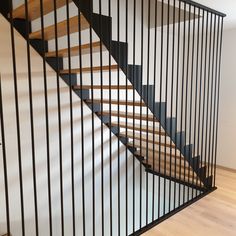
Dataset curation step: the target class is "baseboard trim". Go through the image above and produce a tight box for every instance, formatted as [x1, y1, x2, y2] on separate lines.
[217, 165, 236, 173]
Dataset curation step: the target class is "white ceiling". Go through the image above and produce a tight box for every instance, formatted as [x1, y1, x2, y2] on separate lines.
[194, 0, 236, 29]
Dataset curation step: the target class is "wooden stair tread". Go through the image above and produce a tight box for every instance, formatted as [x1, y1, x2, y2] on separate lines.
[110, 121, 165, 136]
[29, 15, 88, 40]
[120, 131, 175, 148]
[11, 0, 72, 20]
[73, 85, 134, 90]
[46, 41, 106, 57]
[98, 111, 158, 122]
[142, 158, 196, 178]
[127, 142, 181, 159]
[60, 65, 118, 74]
[86, 99, 145, 106]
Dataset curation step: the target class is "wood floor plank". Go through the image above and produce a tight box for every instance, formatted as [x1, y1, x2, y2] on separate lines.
[143, 168, 236, 236]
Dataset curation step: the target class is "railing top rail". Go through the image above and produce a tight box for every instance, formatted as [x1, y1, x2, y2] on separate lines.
[179, 0, 226, 17]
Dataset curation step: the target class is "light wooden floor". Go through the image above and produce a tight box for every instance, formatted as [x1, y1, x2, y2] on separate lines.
[143, 167, 236, 236]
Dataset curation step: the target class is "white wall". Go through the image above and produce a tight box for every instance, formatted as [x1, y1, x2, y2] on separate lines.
[217, 27, 236, 169]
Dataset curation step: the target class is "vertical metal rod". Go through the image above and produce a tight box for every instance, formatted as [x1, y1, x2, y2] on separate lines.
[158, 0, 164, 218]
[24, 0, 38, 234]
[125, 0, 129, 234]
[170, 0, 176, 211]
[209, 14, 217, 184]
[139, 0, 144, 229]
[197, 10, 205, 190]
[184, 3, 191, 202]
[152, 0, 158, 221]
[205, 12, 213, 187]
[212, 16, 220, 187]
[193, 7, 201, 197]
[98, 0, 104, 234]
[66, 0, 75, 234]
[52, 2, 64, 235]
[77, 10, 86, 236]
[117, 0, 121, 235]
[133, 0, 137, 231]
[108, 0, 113, 234]
[189, 5, 196, 200]
[179, 2, 186, 206]
[201, 11, 209, 181]
[145, 0, 150, 225]
[164, 0, 170, 214]
[175, 0, 181, 208]
[88, 2, 95, 234]
[213, 17, 224, 186]
[0, 76, 11, 235]
[9, 0, 25, 234]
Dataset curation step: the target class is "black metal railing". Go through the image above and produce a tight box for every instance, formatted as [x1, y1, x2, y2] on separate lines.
[0, 0, 225, 235]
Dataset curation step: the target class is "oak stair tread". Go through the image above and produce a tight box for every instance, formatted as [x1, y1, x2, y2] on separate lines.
[127, 142, 181, 159]
[11, 0, 72, 21]
[109, 121, 166, 136]
[98, 111, 158, 122]
[46, 41, 106, 57]
[60, 65, 118, 74]
[29, 15, 88, 40]
[73, 85, 134, 90]
[86, 99, 145, 106]
[120, 131, 175, 148]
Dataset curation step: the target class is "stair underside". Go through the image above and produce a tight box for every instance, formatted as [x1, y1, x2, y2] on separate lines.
[9, 0, 209, 190]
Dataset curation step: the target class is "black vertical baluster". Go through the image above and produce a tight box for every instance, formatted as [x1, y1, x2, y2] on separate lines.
[9, 0, 25, 234]
[0, 76, 11, 235]
[201, 11, 209, 186]
[53, 0, 64, 234]
[189, 6, 196, 200]
[179, 2, 186, 206]
[213, 17, 224, 186]
[209, 14, 217, 186]
[88, 2, 95, 235]
[66, 0, 75, 234]
[205, 13, 213, 188]
[211, 16, 220, 187]
[108, 0, 113, 234]
[164, 0, 170, 214]
[184, 3, 191, 202]
[170, 0, 176, 211]
[197, 10, 205, 190]
[193, 7, 201, 197]
[152, 0, 158, 221]
[133, 0, 137, 231]
[77, 10, 86, 236]
[39, 0, 53, 234]
[117, 0, 121, 235]
[125, 0, 129, 234]
[145, 0, 150, 224]
[98, 0, 104, 234]
[158, 0, 164, 218]
[175, 0, 181, 208]
[139, 0, 144, 229]
[24, 0, 38, 234]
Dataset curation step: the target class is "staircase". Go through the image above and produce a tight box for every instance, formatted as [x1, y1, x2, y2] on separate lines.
[6, 0, 212, 190]
[0, 0, 225, 235]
